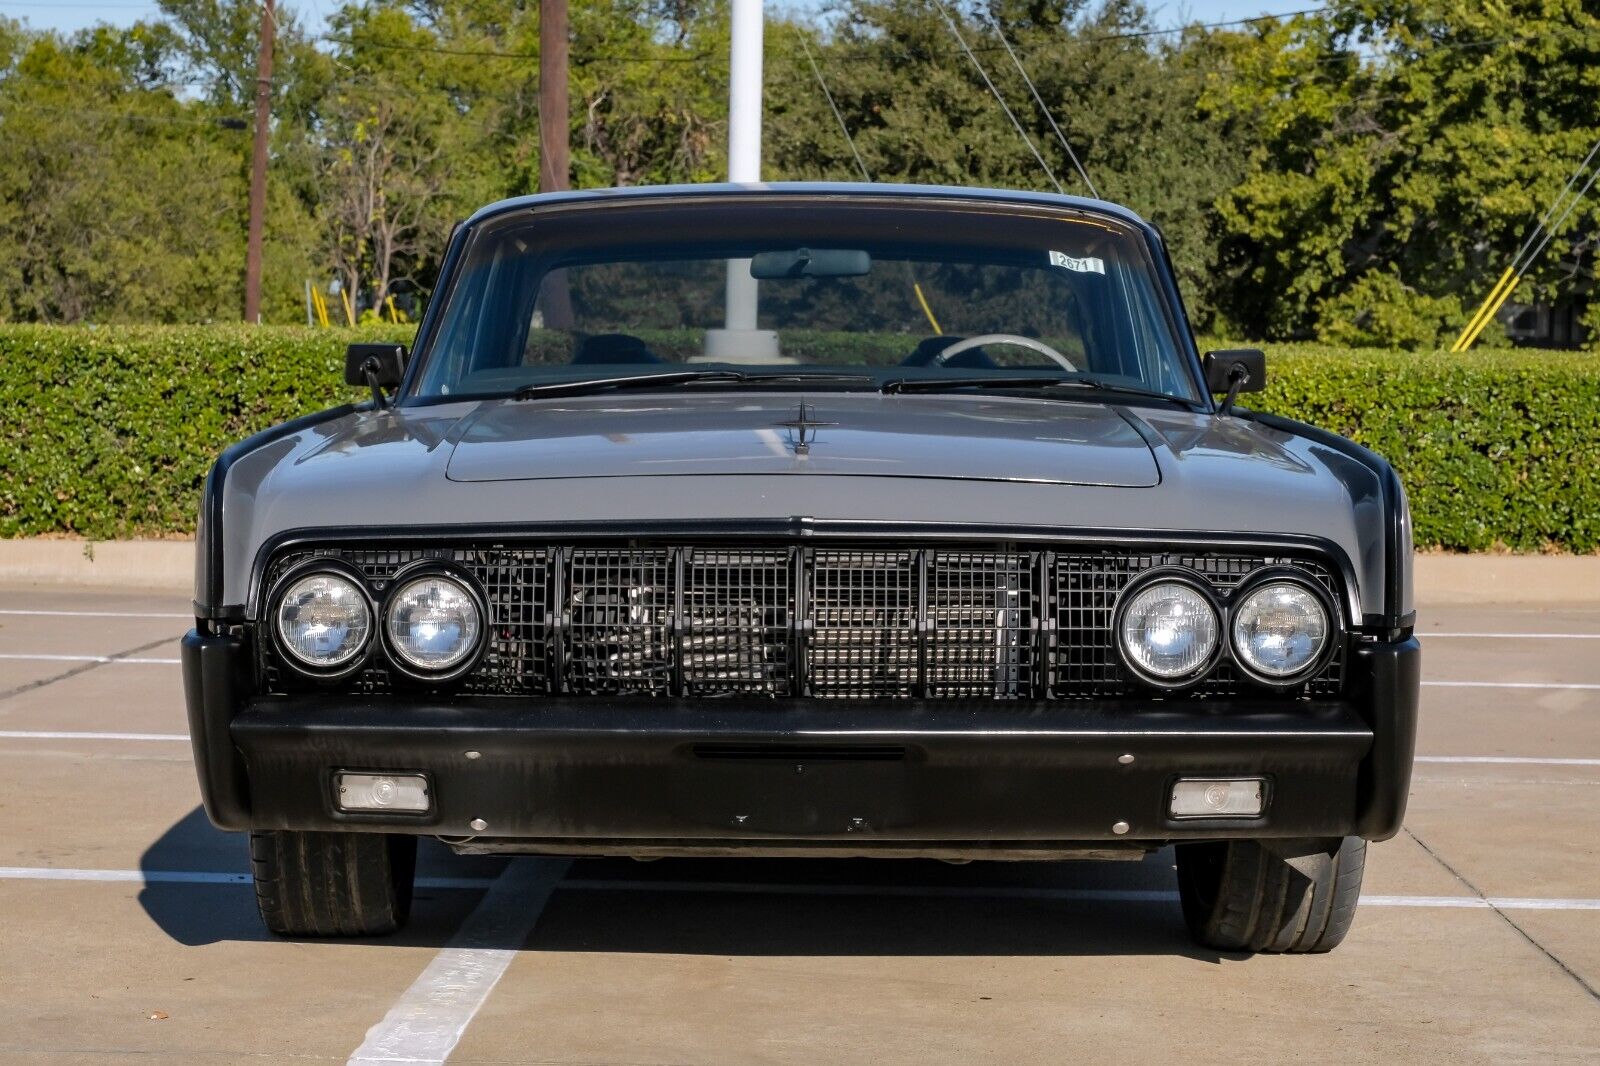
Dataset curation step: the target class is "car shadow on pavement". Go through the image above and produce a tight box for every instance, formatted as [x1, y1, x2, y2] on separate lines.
[140, 807, 1224, 961]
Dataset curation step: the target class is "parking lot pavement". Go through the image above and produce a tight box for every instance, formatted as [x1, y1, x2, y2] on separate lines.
[1, 583, 1596, 1064]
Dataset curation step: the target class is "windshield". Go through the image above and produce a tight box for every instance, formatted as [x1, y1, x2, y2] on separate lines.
[411, 195, 1201, 404]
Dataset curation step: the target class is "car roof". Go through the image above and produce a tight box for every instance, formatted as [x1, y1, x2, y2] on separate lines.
[462, 181, 1151, 230]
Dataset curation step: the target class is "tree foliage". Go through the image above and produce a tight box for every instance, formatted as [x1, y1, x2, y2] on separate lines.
[0, 0, 1596, 345]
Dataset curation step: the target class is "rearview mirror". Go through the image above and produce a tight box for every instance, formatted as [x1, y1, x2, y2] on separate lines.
[1203, 349, 1267, 394]
[749, 248, 871, 279]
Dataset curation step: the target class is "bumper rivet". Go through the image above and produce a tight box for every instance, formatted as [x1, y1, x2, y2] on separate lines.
[464, 750, 482, 760]
[1117, 754, 1135, 765]
[469, 818, 488, 832]
[1112, 821, 1130, 835]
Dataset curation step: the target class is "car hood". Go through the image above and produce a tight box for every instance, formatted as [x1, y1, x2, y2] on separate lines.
[211, 393, 1392, 621]
[441, 393, 1160, 488]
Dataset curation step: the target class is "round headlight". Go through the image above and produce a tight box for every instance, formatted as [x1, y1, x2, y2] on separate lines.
[275, 572, 371, 670]
[1117, 580, 1220, 684]
[385, 574, 482, 674]
[1231, 580, 1330, 682]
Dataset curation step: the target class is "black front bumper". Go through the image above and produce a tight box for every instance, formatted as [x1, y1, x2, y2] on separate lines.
[184, 632, 1419, 848]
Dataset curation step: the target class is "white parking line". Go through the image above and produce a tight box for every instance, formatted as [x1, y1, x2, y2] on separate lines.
[0, 730, 189, 742]
[1423, 680, 1600, 690]
[347, 860, 570, 1066]
[0, 866, 497, 889]
[1415, 755, 1600, 767]
[3, 865, 1599, 911]
[0, 609, 190, 619]
[1426, 632, 1600, 639]
[0, 653, 179, 665]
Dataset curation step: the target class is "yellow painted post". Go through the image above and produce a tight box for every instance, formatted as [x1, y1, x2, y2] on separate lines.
[340, 289, 356, 327]
[913, 282, 942, 335]
[311, 288, 330, 328]
[385, 295, 400, 324]
[1452, 267, 1515, 351]
[1457, 271, 1522, 352]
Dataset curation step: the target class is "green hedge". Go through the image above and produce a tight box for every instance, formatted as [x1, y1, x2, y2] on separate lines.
[1, 326, 1596, 551]
[0, 325, 403, 539]
[1253, 345, 1600, 553]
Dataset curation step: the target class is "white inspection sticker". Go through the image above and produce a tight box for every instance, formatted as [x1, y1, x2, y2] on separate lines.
[1048, 250, 1105, 274]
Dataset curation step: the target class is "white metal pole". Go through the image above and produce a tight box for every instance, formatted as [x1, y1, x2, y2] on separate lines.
[722, 0, 763, 334]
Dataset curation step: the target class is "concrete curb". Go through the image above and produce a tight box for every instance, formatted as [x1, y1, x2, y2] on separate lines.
[0, 539, 193, 592]
[2, 539, 1599, 605]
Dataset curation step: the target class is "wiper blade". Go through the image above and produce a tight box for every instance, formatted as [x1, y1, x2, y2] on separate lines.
[879, 375, 1183, 404]
[512, 370, 871, 400]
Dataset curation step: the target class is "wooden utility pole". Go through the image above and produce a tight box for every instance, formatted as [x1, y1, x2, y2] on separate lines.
[537, 0, 574, 327]
[538, 0, 570, 193]
[243, 0, 275, 323]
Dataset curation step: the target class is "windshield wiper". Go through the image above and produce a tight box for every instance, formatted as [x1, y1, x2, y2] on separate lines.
[512, 370, 872, 400]
[879, 375, 1186, 405]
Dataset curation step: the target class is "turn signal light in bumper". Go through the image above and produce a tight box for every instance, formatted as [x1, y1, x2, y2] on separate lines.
[1170, 777, 1265, 819]
[335, 772, 431, 813]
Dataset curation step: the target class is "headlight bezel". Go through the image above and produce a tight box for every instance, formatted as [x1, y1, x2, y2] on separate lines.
[268, 560, 377, 679]
[379, 563, 488, 682]
[1112, 568, 1226, 690]
[1227, 568, 1341, 689]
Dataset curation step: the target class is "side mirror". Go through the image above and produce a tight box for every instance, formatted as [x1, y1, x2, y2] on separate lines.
[344, 343, 407, 408]
[1203, 348, 1266, 415]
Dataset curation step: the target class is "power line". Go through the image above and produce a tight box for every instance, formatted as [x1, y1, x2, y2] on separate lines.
[929, 0, 1064, 195]
[798, 35, 869, 182]
[979, 11, 1099, 199]
[1452, 132, 1600, 350]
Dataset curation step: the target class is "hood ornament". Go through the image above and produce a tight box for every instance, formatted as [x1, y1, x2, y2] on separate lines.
[775, 401, 837, 456]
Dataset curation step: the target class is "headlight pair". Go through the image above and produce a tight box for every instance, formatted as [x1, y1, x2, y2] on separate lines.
[1114, 568, 1337, 690]
[273, 564, 484, 681]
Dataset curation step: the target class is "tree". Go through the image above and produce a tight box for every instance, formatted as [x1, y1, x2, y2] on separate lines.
[764, 0, 1258, 331]
[1207, 0, 1600, 346]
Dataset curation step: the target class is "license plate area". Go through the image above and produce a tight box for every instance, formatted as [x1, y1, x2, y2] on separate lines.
[671, 746, 913, 835]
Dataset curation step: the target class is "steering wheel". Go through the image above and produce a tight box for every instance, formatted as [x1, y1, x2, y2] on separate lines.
[932, 334, 1079, 371]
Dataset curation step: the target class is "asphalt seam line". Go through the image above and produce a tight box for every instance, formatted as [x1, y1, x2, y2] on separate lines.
[346, 859, 571, 1066]
[1403, 827, 1600, 1005]
[0, 636, 179, 702]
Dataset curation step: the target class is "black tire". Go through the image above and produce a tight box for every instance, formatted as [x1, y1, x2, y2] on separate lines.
[1175, 836, 1366, 954]
[249, 830, 417, 937]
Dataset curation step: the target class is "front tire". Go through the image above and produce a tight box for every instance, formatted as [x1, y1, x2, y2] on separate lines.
[1175, 836, 1365, 953]
[249, 830, 417, 937]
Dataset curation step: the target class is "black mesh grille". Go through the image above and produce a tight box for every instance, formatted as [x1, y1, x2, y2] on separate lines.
[682, 548, 794, 697]
[927, 552, 1036, 698]
[565, 549, 673, 695]
[259, 541, 1345, 700]
[808, 550, 917, 698]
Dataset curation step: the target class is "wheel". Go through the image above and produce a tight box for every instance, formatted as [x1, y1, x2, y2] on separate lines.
[1175, 836, 1366, 953]
[249, 830, 417, 937]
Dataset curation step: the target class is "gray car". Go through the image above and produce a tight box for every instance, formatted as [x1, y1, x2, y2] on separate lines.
[183, 183, 1419, 953]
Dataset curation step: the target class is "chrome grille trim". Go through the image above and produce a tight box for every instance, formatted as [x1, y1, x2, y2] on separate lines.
[260, 542, 1344, 699]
